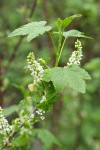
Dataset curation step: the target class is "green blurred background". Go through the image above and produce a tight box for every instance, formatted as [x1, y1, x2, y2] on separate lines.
[0, 0, 100, 150]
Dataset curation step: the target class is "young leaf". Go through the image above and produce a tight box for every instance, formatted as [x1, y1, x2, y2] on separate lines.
[43, 65, 91, 93]
[63, 30, 92, 39]
[53, 30, 91, 39]
[9, 21, 52, 42]
[56, 14, 82, 30]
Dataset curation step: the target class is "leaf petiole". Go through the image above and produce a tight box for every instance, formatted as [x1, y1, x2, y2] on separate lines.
[49, 32, 57, 54]
[57, 37, 67, 65]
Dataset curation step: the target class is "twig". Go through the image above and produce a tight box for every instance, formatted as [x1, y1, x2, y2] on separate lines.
[6, 0, 38, 72]
[42, 0, 55, 66]
[29, 0, 37, 18]
[1, 131, 18, 150]
[1, 0, 38, 111]
[6, 36, 23, 70]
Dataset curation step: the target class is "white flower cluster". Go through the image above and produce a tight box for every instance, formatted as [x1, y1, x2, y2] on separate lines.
[36, 109, 45, 120]
[27, 52, 44, 91]
[67, 39, 83, 66]
[0, 107, 12, 136]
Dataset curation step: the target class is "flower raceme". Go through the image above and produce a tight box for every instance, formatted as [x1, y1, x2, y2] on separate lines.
[67, 39, 83, 66]
[0, 107, 13, 145]
[27, 52, 46, 120]
[27, 52, 44, 91]
[0, 107, 12, 136]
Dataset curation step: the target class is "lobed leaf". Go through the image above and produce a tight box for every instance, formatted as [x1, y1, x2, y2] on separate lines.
[43, 65, 91, 93]
[9, 21, 52, 42]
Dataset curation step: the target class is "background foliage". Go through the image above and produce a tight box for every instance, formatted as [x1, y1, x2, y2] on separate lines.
[0, 0, 100, 150]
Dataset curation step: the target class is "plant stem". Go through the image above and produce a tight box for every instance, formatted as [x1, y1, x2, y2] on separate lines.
[55, 30, 65, 67]
[49, 32, 57, 54]
[55, 31, 62, 66]
[44, 63, 50, 69]
[57, 37, 67, 65]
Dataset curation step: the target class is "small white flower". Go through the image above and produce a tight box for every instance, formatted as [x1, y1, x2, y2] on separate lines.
[67, 39, 83, 66]
[40, 116, 45, 120]
[36, 109, 45, 120]
[36, 109, 42, 115]
[30, 113, 35, 119]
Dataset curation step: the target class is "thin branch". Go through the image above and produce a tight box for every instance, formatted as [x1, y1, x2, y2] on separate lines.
[6, 0, 38, 72]
[1, 1, 38, 149]
[1, 131, 18, 150]
[7, 36, 23, 67]
[42, 0, 56, 66]
[29, 0, 37, 18]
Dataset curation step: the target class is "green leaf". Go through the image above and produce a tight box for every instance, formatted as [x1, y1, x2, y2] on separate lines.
[9, 21, 52, 42]
[37, 129, 61, 149]
[12, 134, 31, 147]
[43, 65, 91, 93]
[32, 91, 43, 104]
[37, 82, 57, 111]
[42, 69, 52, 82]
[56, 14, 82, 30]
[63, 30, 92, 39]
[53, 30, 92, 39]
